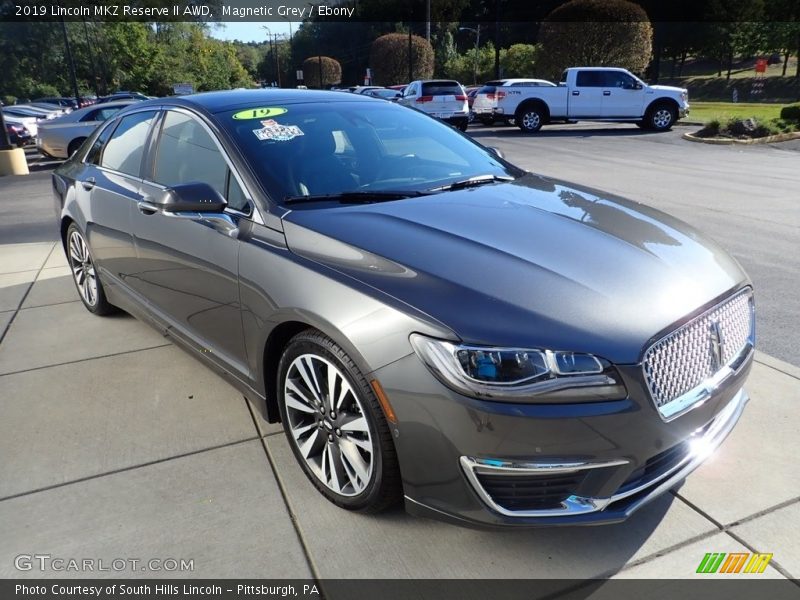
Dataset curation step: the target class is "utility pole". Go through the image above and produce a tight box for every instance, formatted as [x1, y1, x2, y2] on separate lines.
[274, 34, 281, 87]
[59, 16, 81, 106]
[425, 0, 430, 42]
[459, 26, 481, 85]
[408, 26, 413, 82]
[81, 17, 100, 98]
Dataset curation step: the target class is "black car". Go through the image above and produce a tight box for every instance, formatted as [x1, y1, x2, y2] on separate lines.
[5, 122, 32, 147]
[52, 90, 754, 528]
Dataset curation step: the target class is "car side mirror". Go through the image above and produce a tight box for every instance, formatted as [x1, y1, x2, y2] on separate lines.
[159, 182, 227, 213]
[487, 147, 505, 159]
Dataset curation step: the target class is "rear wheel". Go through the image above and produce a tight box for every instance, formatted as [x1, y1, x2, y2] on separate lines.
[457, 119, 469, 132]
[67, 137, 87, 157]
[646, 103, 677, 131]
[66, 224, 116, 315]
[277, 330, 401, 512]
[479, 116, 495, 126]
[517, 106, 544, 133]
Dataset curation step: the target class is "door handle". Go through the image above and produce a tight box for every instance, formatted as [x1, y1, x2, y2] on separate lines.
[603, 90, 611, 96]
[80, 177, 96, 191]
[572, 90, 580, 96]
[137, 200, 159, 215]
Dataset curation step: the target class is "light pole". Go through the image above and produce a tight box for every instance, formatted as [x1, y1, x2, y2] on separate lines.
[261, 26, 274, 86]
[459, 26, 481, 85]
[280, 16, 294, 85]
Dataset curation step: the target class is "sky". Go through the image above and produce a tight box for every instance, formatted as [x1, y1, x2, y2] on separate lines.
[209, 22, 293, 43]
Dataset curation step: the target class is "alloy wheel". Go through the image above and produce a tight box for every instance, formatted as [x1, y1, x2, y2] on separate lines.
[283, 353, 374, 496]
[68, 230, 98, 307]
[522, 111, 541, 131]
[652, 108, 673, 129]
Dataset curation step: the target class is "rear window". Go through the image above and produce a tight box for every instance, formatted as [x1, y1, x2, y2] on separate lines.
[421, 81, 463, 96]
[478, 85, 497, 94]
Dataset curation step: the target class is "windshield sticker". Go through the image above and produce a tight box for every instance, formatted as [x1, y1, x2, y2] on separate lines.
[253, 119, 304, 142]
[232, 107, 288, 120]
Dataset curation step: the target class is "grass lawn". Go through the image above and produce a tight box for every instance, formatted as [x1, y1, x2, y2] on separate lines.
[689, 101, 785, 123]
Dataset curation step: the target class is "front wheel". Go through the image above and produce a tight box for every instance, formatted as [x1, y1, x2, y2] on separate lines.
[67, 137, 86, 157]
[646, 104, 677, 131]
[277, 330, 401, 512]
[517, 107, 544, 133]
[66, 224, 117, 315]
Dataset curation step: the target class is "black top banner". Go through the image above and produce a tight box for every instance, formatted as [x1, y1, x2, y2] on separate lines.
[1, 0, 799, 23]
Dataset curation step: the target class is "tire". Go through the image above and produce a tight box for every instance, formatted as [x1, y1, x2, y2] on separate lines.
[277, 329, 402, 513]
[66, 224, 117, 315]
[517, 106, 544, 133]
[479, 116, 495, 126]
[457, 119, 469, 132]
[468, 111, 475, 124]
[646, 103, 677, 131]
[67, 137, 87, 157]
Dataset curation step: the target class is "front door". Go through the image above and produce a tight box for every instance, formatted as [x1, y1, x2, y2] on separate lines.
[601, 71, 646, 118]
[130, 109, 252, 377]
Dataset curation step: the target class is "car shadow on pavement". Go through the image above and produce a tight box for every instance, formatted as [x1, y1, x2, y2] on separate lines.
[468, 126, 659, 140]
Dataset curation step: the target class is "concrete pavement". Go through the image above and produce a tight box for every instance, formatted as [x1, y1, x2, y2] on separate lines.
[1, 131, 799, 588]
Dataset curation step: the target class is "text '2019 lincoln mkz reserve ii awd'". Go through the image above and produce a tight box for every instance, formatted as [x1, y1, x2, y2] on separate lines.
[52, 90, 754, 528]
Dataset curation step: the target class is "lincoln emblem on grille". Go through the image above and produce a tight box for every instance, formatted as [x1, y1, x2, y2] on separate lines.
[709, 321, 724, 371]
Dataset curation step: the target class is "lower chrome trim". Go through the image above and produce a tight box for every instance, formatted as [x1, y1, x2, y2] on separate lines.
[461, 388, 748, 518]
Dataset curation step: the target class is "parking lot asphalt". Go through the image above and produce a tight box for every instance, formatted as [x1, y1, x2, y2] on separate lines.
[1, 127, 799, 588]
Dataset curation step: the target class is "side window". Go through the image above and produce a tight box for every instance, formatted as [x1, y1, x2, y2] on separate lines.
[575, 71, 604, 87]
[153, 111, 227, 198]
[100, 111, 156, 176]
[604, 71, 635, 88]
[226, 173, 249, 212]
[85, 120, 116, 165]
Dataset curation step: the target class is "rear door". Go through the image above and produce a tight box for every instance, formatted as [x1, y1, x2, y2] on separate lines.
[78, 109, 158, 289]
[132, 108, 252, 376]
[569, 71, 605, 118]
[600, 71, 646, 118]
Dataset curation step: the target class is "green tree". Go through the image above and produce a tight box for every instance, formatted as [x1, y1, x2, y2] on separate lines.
[369, 33, 434, 85]
[501, 44, 539, 78]
[302, 56, 342, 88]
[537, 0, 654, 80]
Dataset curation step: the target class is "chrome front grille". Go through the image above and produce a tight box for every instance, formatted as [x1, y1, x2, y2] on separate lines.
[643, 289, 754, 420]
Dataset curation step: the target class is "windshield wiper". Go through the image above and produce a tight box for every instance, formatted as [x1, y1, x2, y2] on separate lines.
[428, 174, 515, 193]
[284, 190, 433, 205]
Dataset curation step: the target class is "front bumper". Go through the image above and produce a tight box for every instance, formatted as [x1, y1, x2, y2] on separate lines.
[374, 348, 751, 528]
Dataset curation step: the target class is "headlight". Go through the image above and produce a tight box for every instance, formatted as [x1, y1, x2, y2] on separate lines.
[409, 334, 627, 403]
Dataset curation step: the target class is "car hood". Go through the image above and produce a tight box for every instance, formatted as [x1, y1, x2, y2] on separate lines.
[649, 84, 687, 95]
[282, 175, 747, 364]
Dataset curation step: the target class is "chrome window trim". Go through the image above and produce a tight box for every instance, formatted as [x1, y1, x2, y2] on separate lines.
[150, 106, 264, 225]
[642, 287, 755, 422]
[460, 388, 748, 518]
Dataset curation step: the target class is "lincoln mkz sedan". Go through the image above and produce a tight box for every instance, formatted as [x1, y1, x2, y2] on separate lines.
[52, 90, 754, 528]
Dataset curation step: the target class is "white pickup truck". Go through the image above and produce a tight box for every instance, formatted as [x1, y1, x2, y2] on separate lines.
[486, 67, 689, 133]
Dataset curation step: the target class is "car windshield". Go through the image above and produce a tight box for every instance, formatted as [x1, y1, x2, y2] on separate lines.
[219, 101, 522, 205]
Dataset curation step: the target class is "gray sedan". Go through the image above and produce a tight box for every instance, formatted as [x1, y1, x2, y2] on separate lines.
[37, 101, 134, 159]
[51, 90, 754, 527]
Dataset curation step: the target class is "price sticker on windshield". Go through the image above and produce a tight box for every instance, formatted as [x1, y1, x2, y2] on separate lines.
[232, 107, 288, 120]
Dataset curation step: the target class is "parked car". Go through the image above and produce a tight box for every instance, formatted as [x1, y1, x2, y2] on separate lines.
[472, 78, 556, 126]
[397, 80, 470, 131]
[27, 102, 70, 116]
[52, 90, 753, 528]
[365, 88, 402, 101]
[351, 86, 386, 95]
[5, 121, 32, 147]
[37, 101, 134, 159]
[33, 97, 78, 111]
[464, 85, 481, 123]
[3, 104, 60, 120]
[95, 92, 151, 104]
[490, 67, 689, 133]
[3, 114, 39, 138]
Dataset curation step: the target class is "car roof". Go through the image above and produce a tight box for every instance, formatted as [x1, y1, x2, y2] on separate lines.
[127, 89, 377, 115]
